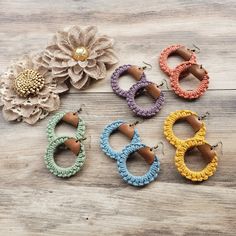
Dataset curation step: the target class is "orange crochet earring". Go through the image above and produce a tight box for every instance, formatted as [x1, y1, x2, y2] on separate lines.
[159, 44, 209, 99]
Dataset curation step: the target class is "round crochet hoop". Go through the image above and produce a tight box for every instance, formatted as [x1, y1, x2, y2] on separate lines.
[111, 64, 146, 98]
[163, 110, 206, 147]
[126, 81, 165, 118]
[100, 120, 141, 160]
[175, 139, 218, 182]
[45, 136, 86, 178]
[170, 62, 209, 99]
[117, 143, 160, 186]
[159, 44, 197, 76]
[47, 111, 86, 142]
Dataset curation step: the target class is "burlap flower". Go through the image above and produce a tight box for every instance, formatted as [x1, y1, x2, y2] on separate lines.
[36, 25, 118, 89]
[0, 54, 67, 124]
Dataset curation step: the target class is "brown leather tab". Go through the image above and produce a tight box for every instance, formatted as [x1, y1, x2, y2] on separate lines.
[175, 46, 193, 61]
[197, 143, 216, 161]
[127, 66, 144, 81]
[145, 83, 161, 99]
[62, 112, 79, 127]
[118, 123, 155, 164]
[118, 123, 135, 139]
[64, 138, 81, 155]
[185, 115, 203, 132]
[137, 147, 155, 165]
[188, 64, 207, 81]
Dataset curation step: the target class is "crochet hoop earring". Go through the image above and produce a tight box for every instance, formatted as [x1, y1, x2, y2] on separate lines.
[170, 62, 209, 99]
[163, 110, 206, 147]
[175, 139, 218, 181]
[111, 64, 146, 98]
[100, 120, 141, 160]
[117, 143, 160, 186]
[126, 80, 165, 117]
[45, 137, 86, 178]
[159, 44, 197, 76]
[47, 111, 86, 142]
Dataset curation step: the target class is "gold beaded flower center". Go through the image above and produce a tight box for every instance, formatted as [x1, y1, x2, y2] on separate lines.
[14, 69, 45, 97]
[72, 46, 89, 61]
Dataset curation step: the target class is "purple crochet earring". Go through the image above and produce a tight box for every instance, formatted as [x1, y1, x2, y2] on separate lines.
[110, 64, 165, 118]
[126, 80, 165, 117]
[111, 64, 147, 97]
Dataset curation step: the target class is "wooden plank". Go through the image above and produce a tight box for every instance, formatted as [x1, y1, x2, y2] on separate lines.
[0, 0, 236, 90]
[0, 91, 236, 235]
[0, 0, 236, 235]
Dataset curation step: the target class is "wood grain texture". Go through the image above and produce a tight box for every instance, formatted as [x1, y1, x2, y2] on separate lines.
[0, 0, 236, 235]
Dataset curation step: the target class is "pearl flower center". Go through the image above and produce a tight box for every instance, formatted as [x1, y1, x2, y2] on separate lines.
[72, 46, 89, 61]
[14, 69, 45, 97]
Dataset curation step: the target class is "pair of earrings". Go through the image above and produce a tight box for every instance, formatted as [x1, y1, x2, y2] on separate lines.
[100, 120, 161, 186]
[159, 44, 209, 99]
[164, 110, 218, 181]
[45, 111, 86, 178]
[111, 64, 165, 118]
[100, 110, 219, 186]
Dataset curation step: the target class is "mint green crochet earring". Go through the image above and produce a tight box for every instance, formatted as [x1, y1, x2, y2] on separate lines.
[45, 111, 86, 178]
[47, 110, 85, 142]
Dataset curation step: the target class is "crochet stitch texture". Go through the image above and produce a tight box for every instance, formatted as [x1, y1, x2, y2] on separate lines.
[45, 111, 86, 178]
[100, 120, 160, 186]
[163, 110, 218, 182]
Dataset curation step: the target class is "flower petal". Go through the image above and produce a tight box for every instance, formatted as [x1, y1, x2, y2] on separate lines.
[68, 68, 83, 83]
[68, 25, 82, 49]
[23, 109, 42, 125]
[2, 108, 20, 121]
[83, 26, 97, 47]
[78, 60, 88, 68]
[90, 36, 114, 51]
[73, 64, 83, 74]
[70, 73, 90, 90]
[84, 61, 106, 80]
[53, 50, 71, 60]
[40, 94, 60, 111]
[97, 49, 118, 65]
[53, 83, 69, 93]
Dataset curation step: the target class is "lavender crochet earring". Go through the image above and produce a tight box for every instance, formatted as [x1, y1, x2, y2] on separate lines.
[110, 64, 165, 118]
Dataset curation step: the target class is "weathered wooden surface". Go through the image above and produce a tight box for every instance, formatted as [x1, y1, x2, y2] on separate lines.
[0, 0, 236, 235]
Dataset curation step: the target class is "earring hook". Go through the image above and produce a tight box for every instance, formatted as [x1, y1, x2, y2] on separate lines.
[198, 111, 210, 120]
[158, 79, 169, 89]
[150, 141, 165, 155]
[141, 61, 152, 70]
[190, 44, 201, 54]
[211, 141, 223, 155]
[129, 120, 140, 127]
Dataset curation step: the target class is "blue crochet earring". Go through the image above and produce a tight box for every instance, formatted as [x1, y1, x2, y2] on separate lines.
[100, 120, 161, 186]
[117, 143, 160, 186]
[100, 120, 141, 160]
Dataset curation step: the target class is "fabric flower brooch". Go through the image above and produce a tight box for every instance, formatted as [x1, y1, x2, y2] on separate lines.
[0, 26, 118, 124]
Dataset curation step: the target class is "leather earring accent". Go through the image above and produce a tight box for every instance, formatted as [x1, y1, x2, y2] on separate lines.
[159, 44, 209, 99]
[164, 110, 218, 181]
[111, 64, 165, 118]
[100, 120, 161, 186]
[45, 111, 86, 178]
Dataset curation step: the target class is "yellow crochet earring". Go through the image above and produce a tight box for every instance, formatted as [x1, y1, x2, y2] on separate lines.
[164, 110, 218, 182]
